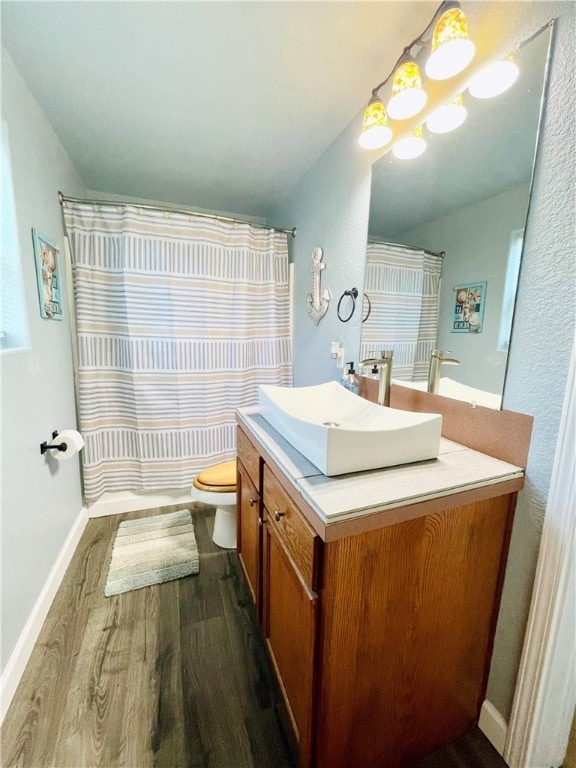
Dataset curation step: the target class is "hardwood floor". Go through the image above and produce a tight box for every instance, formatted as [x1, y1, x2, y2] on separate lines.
[1, 505, 294, 768]
[2, 504, 509, 768]
[412, 729, 508, 768]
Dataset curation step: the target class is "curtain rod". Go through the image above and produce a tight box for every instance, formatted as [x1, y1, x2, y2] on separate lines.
[58, 192, 296, 238]
[367, 239, 445, 259]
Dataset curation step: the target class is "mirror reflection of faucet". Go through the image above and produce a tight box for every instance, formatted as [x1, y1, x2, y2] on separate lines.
[427, 349, 460, 394]
[360, 350, 394, 406]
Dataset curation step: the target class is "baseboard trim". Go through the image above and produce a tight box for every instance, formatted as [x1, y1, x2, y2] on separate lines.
[479, 699, 508, 757]
[0, 506, 89, 724]
[87, 489, 194, 517]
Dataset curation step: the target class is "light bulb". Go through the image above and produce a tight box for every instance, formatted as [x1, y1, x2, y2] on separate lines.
[426, 93, 468, 134]
[359, 96, 393, 149]
[425, 7, 476, 80]
[359, 124, 393, 150]
[468, 57, 520, 99]
[392, 126, 427, 160]
[387, 60, 428, 120]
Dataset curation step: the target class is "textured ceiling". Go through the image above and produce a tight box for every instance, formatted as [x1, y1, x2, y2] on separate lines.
[1, 0, 434, 218]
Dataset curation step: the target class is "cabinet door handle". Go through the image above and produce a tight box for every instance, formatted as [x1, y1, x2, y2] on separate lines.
[249, 496, 257, 507]
[274, 510, 286, 522]
[258, 516, 263, 527]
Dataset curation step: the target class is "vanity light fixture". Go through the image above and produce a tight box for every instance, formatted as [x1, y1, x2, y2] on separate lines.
[467, 55, 520, 99]
[358, 95, 393, 149]
[359, 0, 475, 151]
[387, 59, 428, 120]
[392, 126, 427, 160]
[426, 92, 468, 133]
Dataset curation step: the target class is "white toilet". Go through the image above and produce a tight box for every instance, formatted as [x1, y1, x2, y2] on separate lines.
[191, 460, 237, 549]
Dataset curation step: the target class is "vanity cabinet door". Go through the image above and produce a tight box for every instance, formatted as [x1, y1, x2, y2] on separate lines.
[237, 459, 261, 615]
[262, 515, 317, 768]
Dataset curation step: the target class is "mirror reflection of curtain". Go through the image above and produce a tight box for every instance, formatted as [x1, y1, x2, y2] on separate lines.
[361, 243, 442, 381]
[63, 201, 292, 501]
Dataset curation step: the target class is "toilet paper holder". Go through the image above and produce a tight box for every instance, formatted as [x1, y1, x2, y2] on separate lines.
[40, 430, 68, 454]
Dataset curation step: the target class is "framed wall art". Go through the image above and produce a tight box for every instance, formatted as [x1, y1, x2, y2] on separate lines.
[32, 229, 63, 320]
[452, 281, 486, 333]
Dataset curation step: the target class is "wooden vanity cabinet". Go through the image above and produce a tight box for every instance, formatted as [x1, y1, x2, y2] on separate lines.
[262, 506, 318, 767]
[236, 428, 262, 614]
[263, 464, 320, 764]
[313, 494, 514, 768]
[236, 424, 518, 768]
[237, 459, 261, 610]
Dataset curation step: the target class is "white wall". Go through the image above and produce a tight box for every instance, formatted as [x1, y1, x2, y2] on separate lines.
[271, 1, 576, 721]
[1, 48, 87, 671]
[401, 183, 531, 395]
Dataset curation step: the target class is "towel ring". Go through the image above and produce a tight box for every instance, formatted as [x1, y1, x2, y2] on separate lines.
[362, 293, 371, 323]
[337, 288, 358, 323]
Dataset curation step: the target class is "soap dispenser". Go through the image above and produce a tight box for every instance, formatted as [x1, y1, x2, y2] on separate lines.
[342, 361, 359, 395]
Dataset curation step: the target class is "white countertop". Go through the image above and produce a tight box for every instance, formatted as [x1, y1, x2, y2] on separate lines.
[237, 407, 524, 522]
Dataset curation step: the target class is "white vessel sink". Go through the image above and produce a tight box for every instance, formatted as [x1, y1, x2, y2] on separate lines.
[258, 382, 442, 476]
[435, 378, 502, 409]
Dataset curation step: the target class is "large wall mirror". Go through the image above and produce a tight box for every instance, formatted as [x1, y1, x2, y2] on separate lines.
[359, 24, 553, 409]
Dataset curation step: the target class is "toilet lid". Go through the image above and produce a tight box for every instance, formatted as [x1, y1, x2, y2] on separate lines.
[194, 460, 237, 492]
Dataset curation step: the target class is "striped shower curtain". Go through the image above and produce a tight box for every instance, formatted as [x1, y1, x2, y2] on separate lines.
[360, 242, 442, 381]
[63, 201, 292, 501]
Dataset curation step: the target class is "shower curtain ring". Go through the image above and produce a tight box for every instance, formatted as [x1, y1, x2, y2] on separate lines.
[362, 293, 372, 323]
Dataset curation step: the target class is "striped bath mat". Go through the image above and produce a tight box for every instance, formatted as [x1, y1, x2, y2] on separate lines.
[105, 509, 199, 597]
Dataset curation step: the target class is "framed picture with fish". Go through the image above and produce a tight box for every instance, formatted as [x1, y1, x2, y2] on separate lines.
[32, 229, 63, 320]
[452, 281, 486, 333]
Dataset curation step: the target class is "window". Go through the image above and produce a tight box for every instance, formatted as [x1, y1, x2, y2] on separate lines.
[1, 121, 29, 351]
[498, 229, 524, 351]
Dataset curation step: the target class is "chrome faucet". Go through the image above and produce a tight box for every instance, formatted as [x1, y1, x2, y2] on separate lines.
[360, 350, 394, 406]
[427, 349, 460, 394]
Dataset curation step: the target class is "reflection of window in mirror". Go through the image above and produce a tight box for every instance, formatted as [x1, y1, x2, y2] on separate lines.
[1, 121, 29, 351]
[498, 229, 524, 351]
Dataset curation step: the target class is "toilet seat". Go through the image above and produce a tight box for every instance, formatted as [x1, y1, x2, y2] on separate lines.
[193, 460, 236, 493]
[191, 460, 237, 549]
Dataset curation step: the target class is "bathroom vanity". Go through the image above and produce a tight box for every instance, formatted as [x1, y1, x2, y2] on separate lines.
[235, 383, 532, 768]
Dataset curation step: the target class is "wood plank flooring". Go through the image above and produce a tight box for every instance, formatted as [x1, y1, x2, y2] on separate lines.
[412, 729, 509, 768]
[2, 504, 509, 768]
[2, 505, 294, 768]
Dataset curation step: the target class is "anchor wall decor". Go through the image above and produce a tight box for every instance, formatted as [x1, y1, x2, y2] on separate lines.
[306, 246, 330, 326]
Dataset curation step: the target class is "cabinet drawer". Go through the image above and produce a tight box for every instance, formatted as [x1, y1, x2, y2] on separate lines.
[263, 466, 318, 588]
[237, 427, 261, 490]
